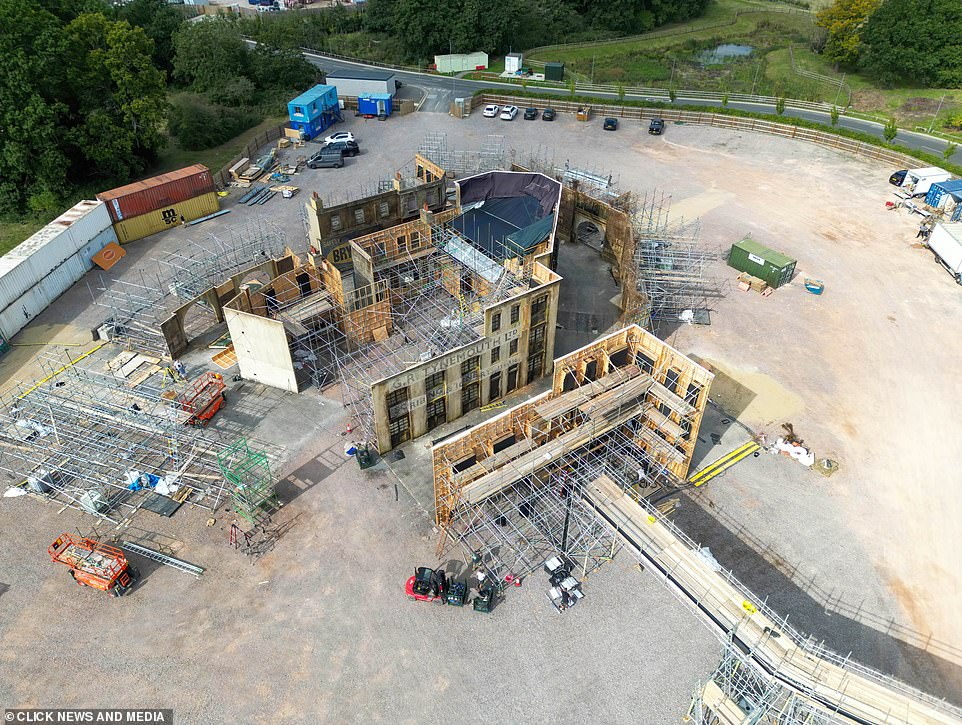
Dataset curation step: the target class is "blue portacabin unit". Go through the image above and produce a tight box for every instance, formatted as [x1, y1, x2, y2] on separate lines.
[288, 84, 341, 140]
[357, 93, 393, 118]
[925, 178, 962, 209]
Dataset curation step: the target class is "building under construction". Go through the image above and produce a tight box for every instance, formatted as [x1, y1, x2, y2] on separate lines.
[430, 323, 962, 725]
[226, 166, 564, 454]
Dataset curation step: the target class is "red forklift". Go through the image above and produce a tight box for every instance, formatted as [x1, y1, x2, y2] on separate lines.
[49, 534, 138, 597]
[405, 567, 468, 606]
[177, 371, 226, 426]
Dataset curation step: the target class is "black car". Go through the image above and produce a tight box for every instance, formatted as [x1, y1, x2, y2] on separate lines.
[889, 169, 908, 186]
[307, 151, 344, 169]
[648, 118, 665, 135]
[323, 139, 360, 157]
[603, 117, 618, 131]
[542, 108, 556, 121]
[523, 107, 538, 120]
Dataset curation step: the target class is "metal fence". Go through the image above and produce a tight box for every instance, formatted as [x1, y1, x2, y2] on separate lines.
[481, 93, 922, 169]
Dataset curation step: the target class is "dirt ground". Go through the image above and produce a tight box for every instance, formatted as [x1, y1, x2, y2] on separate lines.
[1, 108, 961, 717]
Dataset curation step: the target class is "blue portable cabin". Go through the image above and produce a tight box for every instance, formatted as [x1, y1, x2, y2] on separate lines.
[357, 93, 393, 118]
[288, 85, 341, 140]
[925, 178, 962, 211]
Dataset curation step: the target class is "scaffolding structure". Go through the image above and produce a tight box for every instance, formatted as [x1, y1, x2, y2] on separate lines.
[522, 145, 625, 207]
[241, 217, 538, 444]
[630, 191, 723, 333]
[0, 352, 247, 525]
[418, 133, 506, 176]
[92, 219, 293, 358]
[435, 348, 698, 585]
[217, 437, 279, 525]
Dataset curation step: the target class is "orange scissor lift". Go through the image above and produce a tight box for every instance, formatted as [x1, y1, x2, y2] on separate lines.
[49, 534, 138, 597]
[178, 371, 226, 426]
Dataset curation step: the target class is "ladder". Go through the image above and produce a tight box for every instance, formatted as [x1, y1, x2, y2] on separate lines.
[119, 540, 205, 578]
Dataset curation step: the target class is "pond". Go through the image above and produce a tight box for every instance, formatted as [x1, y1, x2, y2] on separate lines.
[696, 44, 754, 65]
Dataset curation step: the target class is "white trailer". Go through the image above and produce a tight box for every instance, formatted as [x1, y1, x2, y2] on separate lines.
[898, 167, 952, 198]
[928, 222, 962, 284]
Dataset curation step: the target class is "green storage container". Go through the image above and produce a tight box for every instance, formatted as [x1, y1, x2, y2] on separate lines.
[728, 238, 796, 289]
[545, 62, 565, 82]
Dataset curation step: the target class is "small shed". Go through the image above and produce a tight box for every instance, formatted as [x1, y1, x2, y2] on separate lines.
[728, 238, 796, 289]
[326, 68, 398, 98]
[358, 93, 393, 118]
[505, 53, 523, 74]
[545, 62, 565, 82]
[288, 85, 340, 140]
[434, 52, 488, 74]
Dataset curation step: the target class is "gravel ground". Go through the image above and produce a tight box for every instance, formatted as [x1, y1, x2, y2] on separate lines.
[1, 108, 960, 717]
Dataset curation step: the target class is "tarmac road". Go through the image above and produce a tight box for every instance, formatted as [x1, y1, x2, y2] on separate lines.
[303, 51, 961, 165]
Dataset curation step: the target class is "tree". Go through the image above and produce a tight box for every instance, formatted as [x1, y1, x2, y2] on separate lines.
[668, 88, 676, 102]
[115, 0, 185, 75]
[883, 117, 898, 142]
[568, 77, 576, 97]
[944, 142, 958, 162]
[815, 0, 881, 67]
[860, 0, 962, 86]
[776, 97, 786, 115]
[830, 105, 840, 126]
[168, 94, 256, 151]
[63, 13, 167, 177]
[721, 92, 729, 107]
[173, 18, 249, 92]
[0, 1, 70, 216]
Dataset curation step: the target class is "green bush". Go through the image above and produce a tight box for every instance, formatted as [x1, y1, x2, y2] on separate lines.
[168, 94, 257, 151]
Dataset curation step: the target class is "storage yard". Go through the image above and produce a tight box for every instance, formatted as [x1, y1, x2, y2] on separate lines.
[1, 108, 961, 723]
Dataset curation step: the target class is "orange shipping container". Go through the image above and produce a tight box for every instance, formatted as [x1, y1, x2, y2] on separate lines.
[112, 192, 220, 244]
[98, 164, 216, 222]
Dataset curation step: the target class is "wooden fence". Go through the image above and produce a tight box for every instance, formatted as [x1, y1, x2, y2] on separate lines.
[481, 93, 922, 170]
[212, 124, 288, 189]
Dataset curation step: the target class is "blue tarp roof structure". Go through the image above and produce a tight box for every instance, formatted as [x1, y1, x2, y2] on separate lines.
[452, 196, 549, 260]
[931, 178, 962, 195]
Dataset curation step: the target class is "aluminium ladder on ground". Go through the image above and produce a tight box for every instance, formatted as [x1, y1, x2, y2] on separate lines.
[119, 541, 205, 578]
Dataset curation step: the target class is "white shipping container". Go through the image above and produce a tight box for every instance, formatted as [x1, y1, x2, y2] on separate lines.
[0, 248, 95, 340]
[0, 283, 49, 341]
[0, 200, 113, 307]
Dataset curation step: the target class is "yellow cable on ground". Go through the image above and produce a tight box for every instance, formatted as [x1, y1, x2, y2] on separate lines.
[17, 342, 108, 400]
[689, 440, 760, 487]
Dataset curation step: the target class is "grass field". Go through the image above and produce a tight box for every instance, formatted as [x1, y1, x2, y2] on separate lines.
[153, 114, 288, 177]
[526, 0, 962, 137]
[0, 219, 46, 258]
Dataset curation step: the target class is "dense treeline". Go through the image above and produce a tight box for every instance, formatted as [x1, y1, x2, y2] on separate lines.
[0, 0, 318, 219]
[0, 0, 170, 217]
[239, 0, 711, 63]
[816, 0, 962, 87]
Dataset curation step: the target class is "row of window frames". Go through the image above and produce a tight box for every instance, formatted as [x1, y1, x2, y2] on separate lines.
[330, 202, 397, 232]
[491, 296, 548, 333]
[386, 361, 526, 421]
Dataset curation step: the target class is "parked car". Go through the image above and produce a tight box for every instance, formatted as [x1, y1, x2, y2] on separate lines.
[648, 118, 665, 135]
[889, 169, 908, 186]
[500, 105, 519, 120]
[524, 108, 538, 120]
[307, 151, 344, 169]
[324, 140, 360, 157]
[324, 132, 355, 145]
[603, 117, 618, 131]
[542, 108, 556, 121]
[483, 104, 500, 118]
